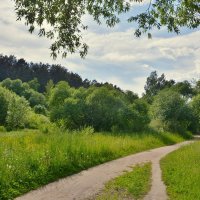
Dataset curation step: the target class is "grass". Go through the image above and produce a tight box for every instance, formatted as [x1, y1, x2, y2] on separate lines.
[160, 141, 200, 200]
[0, 129, 185, 200]
[94, 163, 152, 200]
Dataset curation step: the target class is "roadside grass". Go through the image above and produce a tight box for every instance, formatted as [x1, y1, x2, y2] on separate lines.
[160, 141, 200, 200]
[0, 129, 186, 200]
[94, 163, 152, 200]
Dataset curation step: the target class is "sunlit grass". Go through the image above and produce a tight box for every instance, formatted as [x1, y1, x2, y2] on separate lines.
[94, 163, 152, 200]
[0, 129, 185, 200]
[161, 141, 200, 200]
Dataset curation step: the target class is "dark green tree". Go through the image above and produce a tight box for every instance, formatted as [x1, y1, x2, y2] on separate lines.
[144, 71, 175, 103]
[172, 80, 194, 98]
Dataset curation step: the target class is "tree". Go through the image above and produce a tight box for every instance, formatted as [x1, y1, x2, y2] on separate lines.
[6, 96, 30, 130]
[191, 94, 200, 132]
[0, 87, 12, 125]
[28, 78, 40, 91]
[125, 90, 139, 104]
[150, 89, 194, 133]
[118, 99, 150, 132]
[172, 81, 194, 98]
[144, 71, 175, 103]
[85, 86, 125, 131]
[14, 0, 199, 58]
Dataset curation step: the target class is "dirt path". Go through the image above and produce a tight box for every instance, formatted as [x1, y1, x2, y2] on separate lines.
[16, 141, 193, 200]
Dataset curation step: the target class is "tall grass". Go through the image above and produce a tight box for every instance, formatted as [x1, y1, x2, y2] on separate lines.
[0, 129, 185, 200]
[161, 141, 200, 200]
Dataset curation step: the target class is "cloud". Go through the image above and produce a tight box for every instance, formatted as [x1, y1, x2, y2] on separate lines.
[0, 0, 199, 96]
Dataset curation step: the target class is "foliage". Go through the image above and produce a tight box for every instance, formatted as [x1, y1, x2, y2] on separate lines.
[1, 78, 47, 108]
[28, 78, 40, 91]
[0, 130, 184, 199]
[25, 112, 57, 134]
[117, 99, 150, 132]
[34, 105, 47, 115]
[161, 142, 200, 200]
[124, 90, 139, 104]
[172, 80, 194, 98]
[190, 94, 200, 132]
[28, 91, 46, 107]
[49, 81, 72, 107]
[0, 55, 97, 92]
[144, 71, 175, 103]
[85, 87, 125, 131]
[150, 89, 194, 133]
[0, 87, 11, 124]
[13, 0, 199, 58]
[0, 86, 31, 130]
[0, 126, 6, 132]
[96, 163, 151, 200]
[6, 96, 30, 130]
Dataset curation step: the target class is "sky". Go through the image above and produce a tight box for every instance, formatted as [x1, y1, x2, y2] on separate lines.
[0, 1, 200, 95]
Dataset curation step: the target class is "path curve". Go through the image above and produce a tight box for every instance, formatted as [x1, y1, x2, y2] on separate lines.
[16, 141, 193, 200]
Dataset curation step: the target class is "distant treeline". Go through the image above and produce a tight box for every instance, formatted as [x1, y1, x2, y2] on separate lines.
[0, 54, 200, 135]
[0, 54, 121, 92]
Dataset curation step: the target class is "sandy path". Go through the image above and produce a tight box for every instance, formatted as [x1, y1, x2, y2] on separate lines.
[16, 141, 193, 200]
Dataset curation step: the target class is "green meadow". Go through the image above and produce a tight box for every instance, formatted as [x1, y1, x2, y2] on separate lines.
[161, 141, 200, 200]
[0, 130, 184, 200]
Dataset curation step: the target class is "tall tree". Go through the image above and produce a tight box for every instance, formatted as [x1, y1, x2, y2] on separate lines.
[144, 71, 175, 102]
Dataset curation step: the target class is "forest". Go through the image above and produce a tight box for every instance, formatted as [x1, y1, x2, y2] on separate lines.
[0, 54, 200, 134]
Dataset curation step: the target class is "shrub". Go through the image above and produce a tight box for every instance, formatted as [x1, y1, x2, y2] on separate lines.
[0, 89, 9, 124]
[190, 94, 200, 133]
[26, 112, 58, 133]
[0, 126, 6, 132]
[34, 104, 47, 115]
[117, 99, 150, 132]
[28, 91, 46, 107]
[150, 89, 194, 134]
[6, 96, 30, 130]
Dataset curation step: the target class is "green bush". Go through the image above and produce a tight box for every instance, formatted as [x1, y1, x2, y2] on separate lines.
[26, 112, 58, 133]
[28, 91, 46, 107]
[117, 99, 150, 132]
[0, 126, 6, 132]
[6, 96, 30, 130]
[0, 87, 10, 124]
[34, 104, 47, 115]
[150, 89, 194, 134]
[190, 94, 200, 133]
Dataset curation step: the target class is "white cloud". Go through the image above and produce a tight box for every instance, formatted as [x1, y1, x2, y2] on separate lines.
[0, 0, 200, 96]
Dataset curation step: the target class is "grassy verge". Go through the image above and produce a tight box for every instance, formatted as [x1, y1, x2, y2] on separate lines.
[94, 163, 152, 200]
[160, 141, 200, 200]
[0, 129, 185, 200]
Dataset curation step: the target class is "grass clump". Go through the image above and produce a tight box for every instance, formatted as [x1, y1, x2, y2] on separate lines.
[0, 130, 185, 200]
[94, 163, 152, 200]
[160, 141, 200, 200]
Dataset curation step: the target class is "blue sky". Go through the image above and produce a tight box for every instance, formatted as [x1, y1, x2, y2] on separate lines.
[0, 0, 200, 95]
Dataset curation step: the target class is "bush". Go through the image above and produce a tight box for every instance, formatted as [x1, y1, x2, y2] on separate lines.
[28, 91, 46, 107]
[26, 112, 58, 133]
[117, 99, 150, 132]
[0, 126, 6, 132]
[191, 94, 200, 133]
[0, 88, 9, 124]
[34, 104, 47, 115]
[6, 96, 30, 130]
[150, 89, 194, 134]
